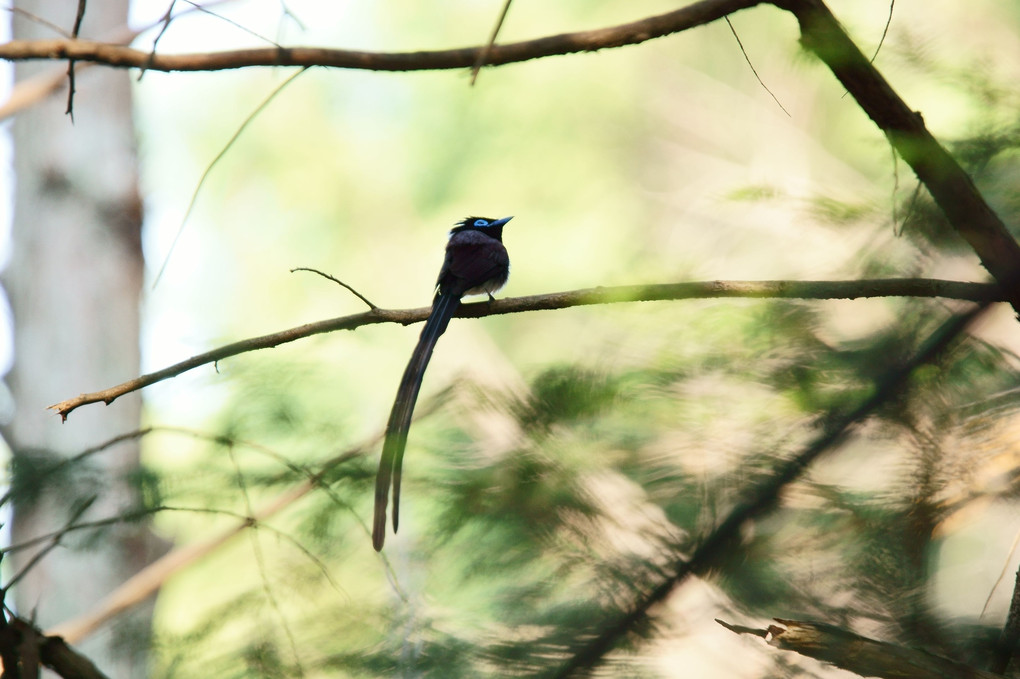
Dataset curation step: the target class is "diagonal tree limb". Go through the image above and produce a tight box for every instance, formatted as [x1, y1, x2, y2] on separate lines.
[47, 278, 1001, 420]
[776, 0, 1020, 316]
[552, 300, 992, 677]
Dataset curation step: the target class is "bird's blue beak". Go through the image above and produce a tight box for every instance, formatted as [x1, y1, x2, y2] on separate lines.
[490, 216, 513, 227]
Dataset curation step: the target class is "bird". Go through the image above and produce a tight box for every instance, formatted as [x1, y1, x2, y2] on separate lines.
[372, 216, 512, 551]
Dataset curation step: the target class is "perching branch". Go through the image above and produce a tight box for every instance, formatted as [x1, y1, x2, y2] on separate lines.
[47, 278, 1001, 420]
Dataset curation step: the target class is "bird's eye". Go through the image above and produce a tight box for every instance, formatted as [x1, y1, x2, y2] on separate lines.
[474, 219, 489, 227]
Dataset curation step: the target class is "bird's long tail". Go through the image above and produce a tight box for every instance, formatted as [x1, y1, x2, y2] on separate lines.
[372, 291, 460, 551]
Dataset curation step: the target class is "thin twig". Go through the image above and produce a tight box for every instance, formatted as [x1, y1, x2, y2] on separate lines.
[3, 505, 158, 555]
[70, 0, 86, 36]
[65, 0, 87, 119]
[278, 0, 306, 32]
[3, 496, 97, 591]
[48, 278, 1003, 420]
[227, 445, 306, 674]
[151, 65, 309, 288]
[3, 6, 72, 38]
[2, 501, 340, 598]
[139, 0, 178, 78]
[470, 0, 513, 86]
[840, 0, 895, 99]
[290, 267, 377, 309]
[179, 0, 282, 48]
[45, 414, 415, 643]
[140, 1, 255, 79]
[0, 428, 152, 508]
[869, 0, 895, 63]
[725, 15, 790, 116]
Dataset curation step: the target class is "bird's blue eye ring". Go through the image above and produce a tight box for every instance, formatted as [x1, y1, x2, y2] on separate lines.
[474, 219, 489, 227]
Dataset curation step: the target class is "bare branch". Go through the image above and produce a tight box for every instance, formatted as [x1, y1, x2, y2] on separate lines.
[2, 0, 1016, 319]
[0, 0, 764, 72]
[724, 16, 790, 116]
[47, 278, 1002, 420]
[290, 267, 377, 309]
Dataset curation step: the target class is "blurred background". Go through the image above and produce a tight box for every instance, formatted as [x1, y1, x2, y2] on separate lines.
[3, 0, 1020, 676]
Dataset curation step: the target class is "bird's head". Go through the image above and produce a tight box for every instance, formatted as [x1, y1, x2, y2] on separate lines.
[450, 216, 513, 240]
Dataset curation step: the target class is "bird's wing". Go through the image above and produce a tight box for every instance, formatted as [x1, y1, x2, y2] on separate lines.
[439, 232, 509, 295]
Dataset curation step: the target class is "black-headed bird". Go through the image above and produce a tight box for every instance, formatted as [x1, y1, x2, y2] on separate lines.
[373, 216, 512, 550]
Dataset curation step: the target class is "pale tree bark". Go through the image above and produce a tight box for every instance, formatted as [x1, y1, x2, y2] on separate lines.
[2, 1, 157, 676]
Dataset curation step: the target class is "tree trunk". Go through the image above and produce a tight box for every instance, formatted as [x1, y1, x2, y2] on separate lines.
[2, 1, 154, 676]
